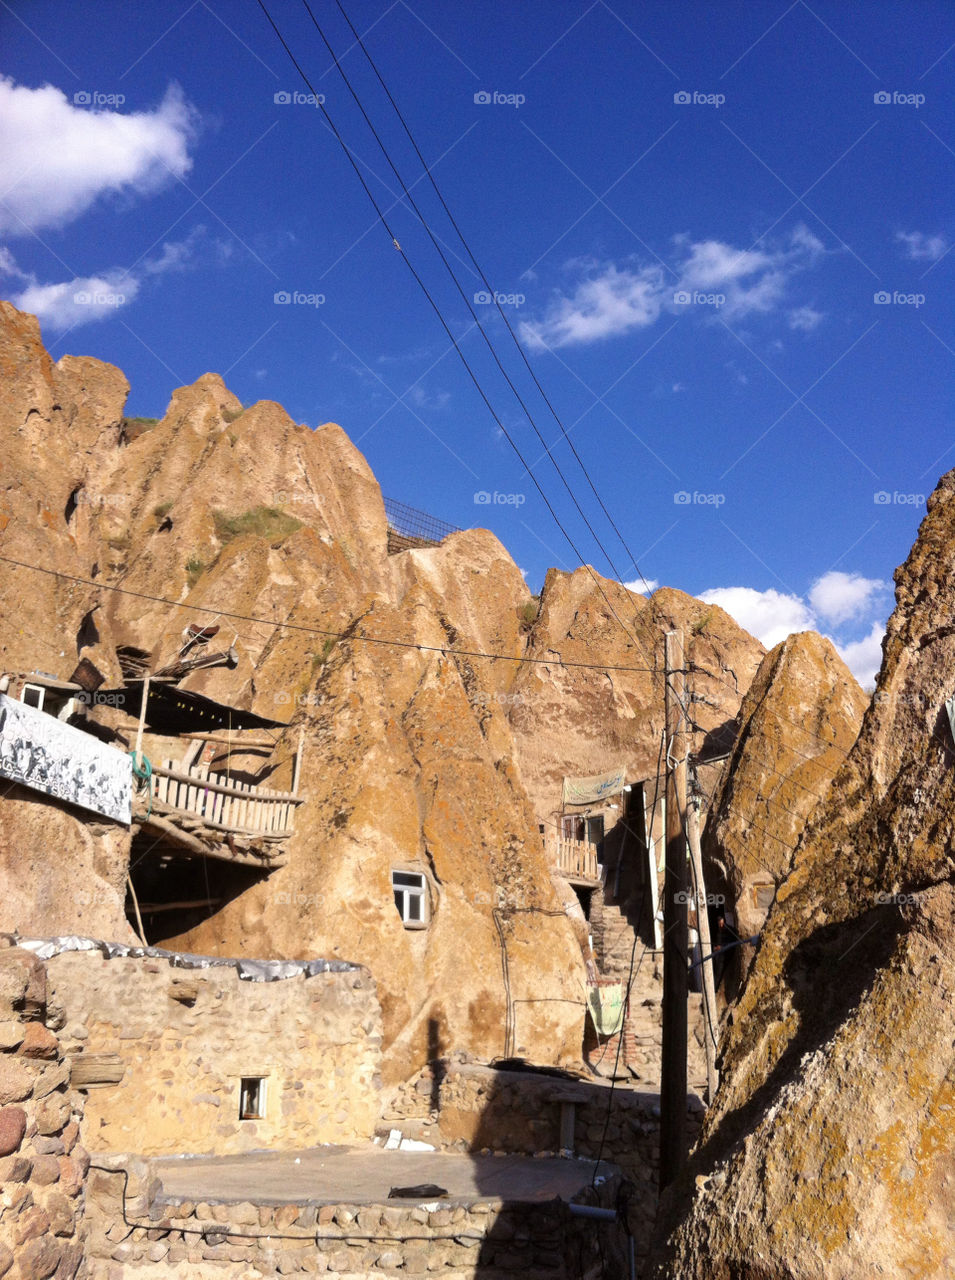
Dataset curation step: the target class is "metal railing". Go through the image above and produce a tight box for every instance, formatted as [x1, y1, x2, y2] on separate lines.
[150, 760, 303, 838]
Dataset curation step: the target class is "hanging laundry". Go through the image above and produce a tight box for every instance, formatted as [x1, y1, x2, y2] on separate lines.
[587, 983, 625, 1036]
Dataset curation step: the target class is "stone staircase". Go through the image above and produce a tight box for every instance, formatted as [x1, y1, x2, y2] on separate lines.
[588, 884, 708, 1094]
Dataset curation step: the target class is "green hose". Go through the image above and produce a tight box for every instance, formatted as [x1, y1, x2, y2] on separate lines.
[129, 751, 153, 821]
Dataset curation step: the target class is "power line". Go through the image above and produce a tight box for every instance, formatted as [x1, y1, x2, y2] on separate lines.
[0, 553, 657, 676]
[254, 0, 654, 672]
[302, 0, 629, 583]
[324, 0, 662, 610]
[691, 659, 855, 762]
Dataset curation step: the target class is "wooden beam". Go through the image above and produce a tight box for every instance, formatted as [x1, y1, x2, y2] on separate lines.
[139, 806, 288, 854]
[149, 762, 303, 804]
[134, 676, 150, 770]
[687, 793, 720, 1103]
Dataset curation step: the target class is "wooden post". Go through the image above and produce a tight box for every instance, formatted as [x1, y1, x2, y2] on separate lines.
[687, 792, 720, 1104]
[134, 677, 150, 770]
[126, 873, 147, 948]
[292, 727, 305, 796]
[660, 629, 688, 1191]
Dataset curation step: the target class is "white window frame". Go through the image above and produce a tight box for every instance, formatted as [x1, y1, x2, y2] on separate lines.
[392, 869, 429, 929]
[21, 683, 45, 711]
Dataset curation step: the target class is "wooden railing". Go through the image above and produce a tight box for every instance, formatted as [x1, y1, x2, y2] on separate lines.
[150, 760, 303, 838]
[552, 837, 600, 883]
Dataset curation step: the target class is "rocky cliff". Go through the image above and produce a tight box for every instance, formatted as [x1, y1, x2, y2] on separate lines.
[653, 473, 955, 1277]
[511, 568, 764, 820]
[702, 631, 868, 949]
[0, 299, 762, 1084]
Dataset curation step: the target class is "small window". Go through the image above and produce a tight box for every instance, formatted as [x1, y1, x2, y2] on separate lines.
[21, 684, 45, 711]
[586, 816, 604, 846]
[239, 1076, 266, 1120]
[752, 882, 776, 911]
[392, 870, 428, 928]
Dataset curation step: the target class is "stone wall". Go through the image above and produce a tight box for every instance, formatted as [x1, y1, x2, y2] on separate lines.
[83, 1159, 628, 1278]
[43, 946, 383, 1157]
[0, 942, 89, 1280]
[385, 1061, 704, 1271]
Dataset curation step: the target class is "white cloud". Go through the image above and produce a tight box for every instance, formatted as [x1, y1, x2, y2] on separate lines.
[12, 271, 139, 329]
[0, 246, 30, 281]
[521, 226, 824, 349]
[788, 304, 824, 332]
[624, 577, 659, 595]
[676, 238, 771, 289]
[699, 586, 814, 648]
[405, 384, 451, 411]
[699, 578, 888, 687]
[896, 230, 949, 262]
[835, 623, 884, 689]
[808, 570, 889, 626]
[520, 262, 664, 348]
[6, 227, 211, 330]
[0, 78, 197, 236]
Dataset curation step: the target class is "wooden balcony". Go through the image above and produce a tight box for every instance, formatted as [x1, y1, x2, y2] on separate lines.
[150, 760, 303, 838]
[550, 836, 601, 886]
[131, 759, 305, 870]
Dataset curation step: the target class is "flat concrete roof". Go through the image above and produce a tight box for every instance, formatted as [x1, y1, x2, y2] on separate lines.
[151, 1146, 615, 1208]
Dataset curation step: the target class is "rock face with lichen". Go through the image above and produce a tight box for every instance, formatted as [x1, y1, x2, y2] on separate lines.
[652, 472, 955, 1279]
[0, 299, 762, 1086]
[702, 631, 868, 948]
[510, 568, 765, 821]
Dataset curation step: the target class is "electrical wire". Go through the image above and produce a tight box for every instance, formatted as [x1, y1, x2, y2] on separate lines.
[300, 0, 644, 617]
[254, 0, 655, 672]
[0, 554, 657, 676]
[322, 0, 661, 610]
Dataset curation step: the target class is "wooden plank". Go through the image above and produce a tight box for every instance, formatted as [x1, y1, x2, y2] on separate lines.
[197, 764, 210, 822]
[145, 764, 302, 804]
[141, 809, 287, 854]
[184, 764, 197, 815]
[208, 769, 222, 824]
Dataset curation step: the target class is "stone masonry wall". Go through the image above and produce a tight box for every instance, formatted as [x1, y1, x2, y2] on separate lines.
[44, 948, 383, 1157]
[83, 1159, 628, 1278]
[0, 942, 90, 1280]
[385, 1061, 704, 1272]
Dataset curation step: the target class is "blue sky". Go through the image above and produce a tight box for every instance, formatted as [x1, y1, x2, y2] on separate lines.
[1, 0, 952, 685]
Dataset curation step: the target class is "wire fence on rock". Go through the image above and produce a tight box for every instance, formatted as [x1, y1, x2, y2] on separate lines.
[384, 497, 461, 553]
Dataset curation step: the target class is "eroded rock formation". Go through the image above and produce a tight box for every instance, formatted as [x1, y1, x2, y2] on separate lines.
[653, 473, 955, 1278]
[0, 300, 762, 1085]
[702, 631, 868, 947]
[511, 568, 765, 821]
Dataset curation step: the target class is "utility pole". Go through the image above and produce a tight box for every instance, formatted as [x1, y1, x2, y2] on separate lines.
[660, 629, 688, 1190]
[686, 789, 719, 1102]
